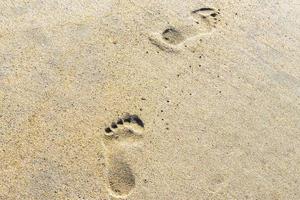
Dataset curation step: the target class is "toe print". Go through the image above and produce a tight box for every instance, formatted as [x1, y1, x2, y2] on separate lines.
[191, 7, 221, 28]
[104, 114, 144, 141]
[102, 114, 144, 198]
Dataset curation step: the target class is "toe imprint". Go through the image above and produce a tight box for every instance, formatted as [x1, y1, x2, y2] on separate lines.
[191, 7, 221, 28]
[104, 114, 144, 140]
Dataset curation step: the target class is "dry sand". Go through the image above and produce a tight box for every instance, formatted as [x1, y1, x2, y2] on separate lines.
[0, 0, 300, 199]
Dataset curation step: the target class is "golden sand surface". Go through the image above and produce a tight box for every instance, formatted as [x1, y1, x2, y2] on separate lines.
[0, 0, 299, 199]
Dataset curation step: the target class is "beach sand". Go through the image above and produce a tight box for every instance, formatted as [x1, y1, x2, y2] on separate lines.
[0, 0, 299, 199]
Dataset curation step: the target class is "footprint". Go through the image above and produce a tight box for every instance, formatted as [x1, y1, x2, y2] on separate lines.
[102, 114, 144, 198]
[149, 7, 220, 52]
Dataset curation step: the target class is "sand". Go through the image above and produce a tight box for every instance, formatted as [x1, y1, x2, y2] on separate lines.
[0, 0, 299, 199]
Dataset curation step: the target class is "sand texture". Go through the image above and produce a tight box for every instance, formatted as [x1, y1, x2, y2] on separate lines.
[0, 0, 300, 199]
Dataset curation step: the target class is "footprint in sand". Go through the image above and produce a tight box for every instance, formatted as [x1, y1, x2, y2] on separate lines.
[149, 7, 221, 52]
[102, 114, 144, 198]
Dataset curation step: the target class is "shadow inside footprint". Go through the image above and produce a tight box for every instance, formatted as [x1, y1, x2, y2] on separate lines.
[161, 27, 185, 45]
[192, 7, 217, 16]
[108, 158, 135, 197]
